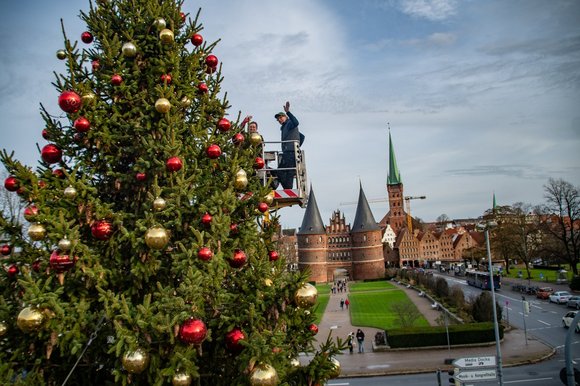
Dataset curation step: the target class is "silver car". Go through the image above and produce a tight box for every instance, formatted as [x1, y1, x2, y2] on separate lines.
[550, 291, 573, 304]
[567, 296, 580, 309]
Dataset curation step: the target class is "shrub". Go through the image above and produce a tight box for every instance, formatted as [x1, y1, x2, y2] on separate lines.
[471, 292, 503, 322]
[570, 276, 580, 291]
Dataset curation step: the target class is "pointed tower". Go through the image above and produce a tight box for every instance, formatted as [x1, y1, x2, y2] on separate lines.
[386, 130, 406, 234]
[351, 183, 385, 280]
[297, 186, 328, 282]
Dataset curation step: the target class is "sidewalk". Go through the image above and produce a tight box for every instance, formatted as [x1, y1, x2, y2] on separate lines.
[312, 280, 555, 378]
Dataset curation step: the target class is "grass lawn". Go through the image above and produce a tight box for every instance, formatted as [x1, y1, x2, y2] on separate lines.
[314, 284, 331, 324]
[349, 281, 397, 292]
[504, 266, 575, 283]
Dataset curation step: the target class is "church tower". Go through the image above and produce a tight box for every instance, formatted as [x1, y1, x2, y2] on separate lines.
[351, 183, 385, 279]
[297, 186, 328, 283]
[386, 131, 406, 234]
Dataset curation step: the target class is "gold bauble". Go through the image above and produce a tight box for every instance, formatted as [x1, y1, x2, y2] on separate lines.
[249, 363, 279, 386]
[28, 223, 46, 241]
[153, 197, 167, 211]
[56, 49, 67, 60]
[155, 98, 171, 113]
[17, 307, 44, 333]
[294, 283, 318, 308]
[249, 132, 263, 146]
[153, 18, 167, 30]
[122, 348, 150, 374]
[145, 226, 169, 250]
[172, 372, 192, 386]
[122, 42, 137, 57]
[264, 278, 273, 287]
[58, 237, 72, 252]
[264, 190, 275, 205]
[234, 169, 248, 190]
[159, 29, 175, 44]
[329, 357, 341, 379]
[82, 92, 97, 105]
[181, 96, 192, 107]
[0, 321, 7, 337]
[64, 186, 77, 199]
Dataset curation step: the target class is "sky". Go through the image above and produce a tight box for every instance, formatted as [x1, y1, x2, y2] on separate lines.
[1, 0, 579, 230]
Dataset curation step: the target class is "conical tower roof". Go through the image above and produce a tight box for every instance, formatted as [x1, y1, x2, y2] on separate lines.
[387, 130, 402, 185]
[297, 186, 326, 235]
[352, 182, 380, 233]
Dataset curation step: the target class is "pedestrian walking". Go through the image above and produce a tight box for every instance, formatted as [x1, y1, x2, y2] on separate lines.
[340, 298, 344, 310]
[345, 298, 350, 309]
[356, 328, 365, 353]
[347, 332, 355, 354]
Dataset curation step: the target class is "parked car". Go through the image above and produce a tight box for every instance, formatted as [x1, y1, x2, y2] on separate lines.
[562, 311, 580, 332]
[536, 287, 554, 299]
[568, 296, 580, 309]
[550, 291, 573, 304]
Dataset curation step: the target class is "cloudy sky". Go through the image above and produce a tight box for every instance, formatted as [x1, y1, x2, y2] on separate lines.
[1, 0, 579, 229]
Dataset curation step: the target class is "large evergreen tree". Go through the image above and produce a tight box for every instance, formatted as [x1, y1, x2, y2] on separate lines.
[0, 1, 341, 384]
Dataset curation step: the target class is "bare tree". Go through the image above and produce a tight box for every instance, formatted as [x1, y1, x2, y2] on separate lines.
[510, 202, 544, 279]
[1, 170, 25, 243]
[390, 301, 422, 328]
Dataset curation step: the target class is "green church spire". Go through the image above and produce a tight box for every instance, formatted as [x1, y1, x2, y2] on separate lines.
[387, 130, 402, 185]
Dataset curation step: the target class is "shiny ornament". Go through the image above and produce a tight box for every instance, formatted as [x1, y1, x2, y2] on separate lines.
[205, 54, 218, 68]
[0, 244, 11, 255]
[166, 156, 183, 172]
[234, 169, 248, 190]
[159, 28, 174, 44]
[153, 18, 166, 30]
[74, 116, 91, 132]
[180, 12, 186, 22]
[295, 283, 318, 308]
[24, 205, 38, 221]
[249, 132, 263, 146]
[308, 323, 318, 335]
[28, 223, 46, 241]
[180, 96, 192, 107]
[122, 42, 137, 57]
[42, 129, 50, 139]
[145, 226, 169, 250]
[264, 191, 275, 205]
[53, 169, 65, 179]
[82, 92, 97, 105]
[4, 176, 19, 191]
[229, 223, 239, 235]
[172, 372, 192, 386]
[179, 318, 207, 345]
[229, 249, 247, 268]
[38, 180, 47, 189]
[328, 357, 341, 379]
[217, 118, 231, 132]
[198, 83, 208, 93]
[225, 328, 245, 353]
[32, 260, 42, 272]
[268, 250, 279, 262]
[58, 90, 82, 113]
[41, 144, 62, 164]
[135, 172, 147, 181]
[257, 202, 269, 213]
[264, 278, 273, 287]
[191, 33, 203, 46]
[249, 363, 279, 386]
[56, 49, 67, 60]
[197, 247, 212, 261]
[49, 250, 75, 273]
[254, 157, 265, 169]
[0, 321, 7, 337]
[7, 264, 18, 278]
[155, 97, 171, 113]
[63, 186, 77, 199]
[122, 348, 150, 374]
[58, 237, 72, 251]
[17, 307, 44, 333]
[161, 73, 172, 84]
[91, 220, 113, 240]
[153, 197, 166, 211]
[206, 144, 221, 159]
[201, 212, 212, 226]
[91, 59, 100, 71]
[232, 133, 245, 145]
[81, 31, 94, 44]
[111, 74, 123, 86]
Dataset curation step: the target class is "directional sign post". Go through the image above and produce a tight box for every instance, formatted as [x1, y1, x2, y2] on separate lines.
[452, 356, 496, 369]
[455, 369, 497, 383]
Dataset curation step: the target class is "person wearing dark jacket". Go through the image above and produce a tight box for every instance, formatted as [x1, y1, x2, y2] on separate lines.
[356, 329, 365, 353]
[274, 101, 304, 189]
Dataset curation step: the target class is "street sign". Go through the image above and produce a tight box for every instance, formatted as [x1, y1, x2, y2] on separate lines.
[453, 356, 496, 368]
[455, 369, 497, 382]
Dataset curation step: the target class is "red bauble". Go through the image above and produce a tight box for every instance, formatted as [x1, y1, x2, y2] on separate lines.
[91, 60, 100, 71]
[32, 260, 42, 272]
[191, 33, 203, 46]
[166, 156, 183, 172]
[268, 250, 279, 262]
[7, 264, 18, 278]
[254, 157, 265, 169]
[53, 169, 65, 179]
[111, 74, 123, 86]
[197, 247, 213, 261]
[24, 205, 38, 221]
[225, 328, 246, 353]
[81, 31, 94, 44]
[206, 144, 221, 159]
[135, 172, 147, 181]
[42, 129, 50, 140]
[49, 250, 76, 273]
[201, 212, 212, 226]
[309, 323, 319, 335]
[229, 223, 239, 235]
[58, 91, 82, 113]
[0, 244, 11, 256]
[41, 144, 62, 164]
[91, 220, 113, 240]
[4, 176, 19, 192]
[74, 117, 91, 133]
[180, 12, 186, 23]
[217, 118, 231, 132]
[257, 202, 269, 213]
[229, 249, 247, 268]
[205, 55, 218, 68]
[179, 318, 207, 345]
[232, 133, 245, 146]
[38, 180, 47, 189]
[198, 83, 208, 93]
[160, 74, 172, 84]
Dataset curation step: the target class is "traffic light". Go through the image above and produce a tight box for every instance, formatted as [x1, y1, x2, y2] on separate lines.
[448, 368, 460, 386]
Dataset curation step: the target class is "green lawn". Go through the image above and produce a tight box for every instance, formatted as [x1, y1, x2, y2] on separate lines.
[504, 266, 575, 282]
[349, 281, 397, 292]
[313, 284, 331, 324]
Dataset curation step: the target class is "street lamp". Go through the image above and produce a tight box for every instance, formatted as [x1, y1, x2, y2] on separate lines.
[477, 221, 503, 386]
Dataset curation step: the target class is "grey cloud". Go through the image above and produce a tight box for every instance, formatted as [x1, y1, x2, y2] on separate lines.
[446, 165, 551, 179]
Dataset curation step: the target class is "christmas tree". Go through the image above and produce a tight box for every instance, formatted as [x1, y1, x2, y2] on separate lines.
[0, 1, 342, 384]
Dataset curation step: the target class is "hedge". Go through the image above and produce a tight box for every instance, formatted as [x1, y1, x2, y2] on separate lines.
[385, 322, 503, 348]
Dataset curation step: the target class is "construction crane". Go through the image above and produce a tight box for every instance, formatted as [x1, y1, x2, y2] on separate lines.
[404, 195, 426, 232]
